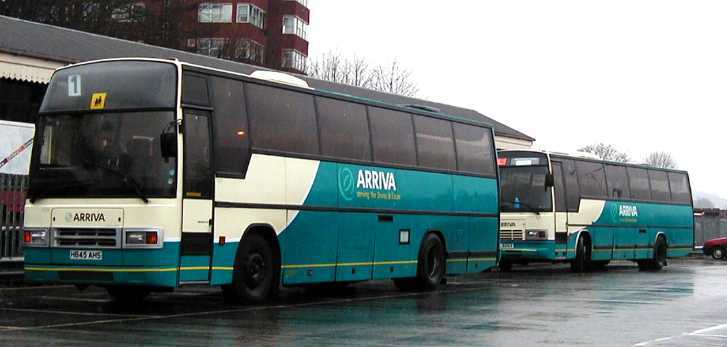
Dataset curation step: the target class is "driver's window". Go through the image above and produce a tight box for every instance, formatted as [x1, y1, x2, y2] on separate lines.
[184, 110, 212, 199]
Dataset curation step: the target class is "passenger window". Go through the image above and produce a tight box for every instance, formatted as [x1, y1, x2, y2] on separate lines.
[182, 73, 210, 106]
[246, 83, 319, 155]
[562, 159, 580, 212]
[316, 97, 371, 161]
[576, 160, 607, 198]
[369, 107, 417, 166]
[414, 116, 456, 171]
[210, 77, 250, 177]
[605, 165, 630, 199]
[627, 167, 651, 200]
[452, 123, 496, 176]
[668, 172, 692, 204]
[648, 170, 670, 202]
[552, 161, 567, 212]
[183, 110, 213, 199]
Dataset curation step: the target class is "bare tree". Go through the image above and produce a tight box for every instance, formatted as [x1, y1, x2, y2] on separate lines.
[578, 143, 630, 162]
[307, 52, 418, 97]
[644, 152, 677, 169]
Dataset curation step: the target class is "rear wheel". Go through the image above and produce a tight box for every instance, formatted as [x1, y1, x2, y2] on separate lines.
[712, 247, 726, 260]
[639, 236, 667, 271]
[394, 233, 445, 291]
[498, 260, 513, 272]
[570, 235, 592, 273]
[106, 286, 150, 303]
[225, 233, 279, 303]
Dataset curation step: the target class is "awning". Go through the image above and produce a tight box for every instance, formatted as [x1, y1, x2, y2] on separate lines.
[0, 52, 64, 84]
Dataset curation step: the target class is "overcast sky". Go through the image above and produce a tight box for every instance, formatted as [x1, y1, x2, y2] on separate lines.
[308, 0, 727, 200]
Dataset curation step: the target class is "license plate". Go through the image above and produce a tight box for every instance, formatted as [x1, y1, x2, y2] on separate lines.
[500, 243, 514, 249]
[70, 250, 103, 261]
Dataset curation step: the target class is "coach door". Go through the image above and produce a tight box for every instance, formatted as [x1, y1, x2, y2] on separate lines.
[551, 161, 569, 259]
[179, 110, 215, 283]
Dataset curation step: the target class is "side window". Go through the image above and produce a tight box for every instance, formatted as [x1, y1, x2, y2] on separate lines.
[562, 159, 580, 212]
[552, 161, 567, 212]
[669, 172, 692, 204]
[183, 110, 213, 199]
[210, 77, 250, 177]
[649, 170, 670, 202]
[369, 107, 416, 166]
[452, 123, 496, 176]
[246, 83, 319, 155]
[182, 73, 210, 106]
[576, 160, 607, 198]
[627, 167, 651, 200]
[605, 164, 630, 199]
[414, 116, 456, 171]
[316, 97, 371, 161]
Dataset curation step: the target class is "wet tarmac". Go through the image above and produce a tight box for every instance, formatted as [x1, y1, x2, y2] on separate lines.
[0, 258, 726, 346]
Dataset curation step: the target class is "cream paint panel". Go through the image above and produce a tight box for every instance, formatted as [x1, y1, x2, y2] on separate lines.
[182, 199, 212, 233]
[215, 154, 286, 204]
[567, 199, 607, 232]
[501, 212, 555, 238]
[495, 136, 533, 150]
[214, 208, 287, 239]
[24, 199, 181, 241]
[285, 157, 320, 206]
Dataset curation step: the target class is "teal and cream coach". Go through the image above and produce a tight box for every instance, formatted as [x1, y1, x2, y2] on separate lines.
[497, 150, 693, 272]
[23, 58, 501, 302]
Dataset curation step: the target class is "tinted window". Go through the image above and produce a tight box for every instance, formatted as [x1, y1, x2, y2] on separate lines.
[562, 159, 580, 211]
[605, 164, 630, 199]
[452, 123, 496, 176]
[184, 110, 213, 199]
[414, 116, 456, 170]
[316, 97, 371, 161]
[246, 83, 319, 155]
[576, 161, 607, 198]
[649, 170, 670, 202]
[210, 77, 249, 176]
[369, 107, 416, 166]
[627, 167, 651, 200]
[552, 161, 567, 212]
[182, 73, 210, 106]
[669, 172, 691, 204]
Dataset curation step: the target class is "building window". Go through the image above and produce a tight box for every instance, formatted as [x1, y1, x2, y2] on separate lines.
[237, 4, 265, 29]
[282, 15, 308, 40]
[199, 3, 233, 23]
[281, 49, 307, 71]
[286, 0, 309, 7]
[198, 38, 227, 57]
[111, 2, 146, 22]
[236, 39, 264, 64]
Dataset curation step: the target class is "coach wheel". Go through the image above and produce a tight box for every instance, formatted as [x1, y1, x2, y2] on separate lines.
[639, 236, 667, 271]
[227, 233, 279, 303]
[570, 235, 592, 273]
[106, 286, 150, 303]
[394, 233, 445, 291]
[712, 247, 726, 260]
[499, 260, 513, 272]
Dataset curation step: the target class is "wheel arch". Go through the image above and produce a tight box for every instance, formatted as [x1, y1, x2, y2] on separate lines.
[239, 223, 282, 270]
[654, 231, 668, 246]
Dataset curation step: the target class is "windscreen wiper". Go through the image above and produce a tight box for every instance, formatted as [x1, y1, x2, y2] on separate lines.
[502, 200, 542, 214]
[91, 163, 149, 204]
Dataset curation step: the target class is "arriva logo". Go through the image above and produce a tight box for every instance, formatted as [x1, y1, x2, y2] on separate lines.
[338, 168, 355, 201]
[618, 205, 638, 218]
[356, 170, 397, 191]
[65, 212, 107, 223]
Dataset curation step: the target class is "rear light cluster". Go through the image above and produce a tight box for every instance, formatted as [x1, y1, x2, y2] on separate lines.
[23, 228, 49, 247]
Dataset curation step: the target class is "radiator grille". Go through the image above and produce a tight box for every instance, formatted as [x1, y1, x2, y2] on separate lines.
[500, 229, 525, 241]
[52, 228, 121, 249]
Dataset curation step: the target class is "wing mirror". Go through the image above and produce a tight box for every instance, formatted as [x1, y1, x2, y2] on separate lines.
[545, 173, 555, 189]
[160, 132, 177, 159]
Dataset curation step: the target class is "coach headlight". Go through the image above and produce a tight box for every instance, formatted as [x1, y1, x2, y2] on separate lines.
[525, 229, 547, 240]
[23, 228, 49, 247]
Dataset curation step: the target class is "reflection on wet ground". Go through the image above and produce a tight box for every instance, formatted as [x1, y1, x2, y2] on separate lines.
[1, 258, 726, 346]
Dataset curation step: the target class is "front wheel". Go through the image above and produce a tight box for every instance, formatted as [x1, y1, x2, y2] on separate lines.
[712, 247, 726, 260]
[570, 235, 591, 273]
[394, 233, 445, 291]
[226, 233, 279, 303]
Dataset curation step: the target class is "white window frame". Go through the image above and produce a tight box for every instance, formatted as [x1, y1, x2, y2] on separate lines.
[198, 38, 227, 57]
[198, 3, 233, 23]
[237, 3, 266, 29]
[111, 2, 146, 23]
[286, 0, 309, 7]
[281, 49, 307, 71]
[282, 15, 308, 40]
[236, 39, 265, 64]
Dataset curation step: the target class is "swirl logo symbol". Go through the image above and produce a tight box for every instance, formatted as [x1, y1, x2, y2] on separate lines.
[339, 167, 355, 201]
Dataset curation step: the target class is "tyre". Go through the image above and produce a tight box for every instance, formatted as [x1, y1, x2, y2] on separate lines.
[639, 236, 667, 271]
[712, 247, 726, 260]
[106, 286, 150, 303]
[226, 233, 279, 303]
[570, 235, 592, 273]
[499, 260, 513, 272]
[394, 233, 445, 291]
